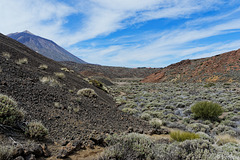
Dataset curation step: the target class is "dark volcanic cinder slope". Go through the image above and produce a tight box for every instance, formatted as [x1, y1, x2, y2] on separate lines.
[142, 49, 240, 83]
[61, 61, 160, 79]
[0, 33, 151, 144]
[8, 31, 87, 64]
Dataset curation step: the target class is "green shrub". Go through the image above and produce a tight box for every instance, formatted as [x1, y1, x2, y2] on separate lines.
[89, 79, 108, 92]
[0, 94, 24, 126]
[204, 83, 215, 88]
[100, 133, 154, 160]
[149, 118, 162, 129]
[122, 107, 138, 115]
[0, 145, 13, 160]
[25, 121, 48, 139]
[140, 112, 151, 121]
[191, 101, 223, 120]
[77, 88, 97, 98]
[170, 130, 199, 142]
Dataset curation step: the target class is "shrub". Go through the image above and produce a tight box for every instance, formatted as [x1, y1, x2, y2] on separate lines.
[89, 79, 108, 92]
[15, 58, 28, 65]
[191, 101, 223, 120]
[60, 67, 70, 72]
[216, 134, 240, 145]
[40, 76, 61, 87]
[38, 64, 48, 70]
[0, 145, 13, 160]
[140, 112, 151, 121]
[170, 130, 199, 142]
[212, 124, 237, 137]
[204, 83, 215, 88]
[25, 121, 48, 139]
[0, 94, 24, 126]
[0, 67, 2, 73]
[100, 133, 154, 160]
[121, 107, 137, 115]
[149, 118, 162, 129]
[186, 123, 210, 133]
[54, 72, 65, 79]
[77, 88, 97, 98]
[1, 52, 11, 60]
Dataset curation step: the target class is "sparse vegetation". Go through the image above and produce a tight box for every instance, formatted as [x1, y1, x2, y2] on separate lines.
[0, 94, 24, 126]
[61, 67, 74, 73]
[100, 133, 154, 160]
[40, 76, 61, 87]
[25, 121, 48, 139]
[61, 67, 70, 72]
[89, 79, 108, 92]
[121, 107, 138, 115]
[1, 52, 11, 60]
[191, 101, 223, 120]
[77, 88, 97, 98]
[216, 134, 240, 145]
[204, 82, 215, 88]
[170, 130, 200, 142]
[149, 118, 162, 129]
[38, 64, 48, 70]
[0, 145, 13, 160]
[54, 72, 65, 79]
[15, 58, 28, 65]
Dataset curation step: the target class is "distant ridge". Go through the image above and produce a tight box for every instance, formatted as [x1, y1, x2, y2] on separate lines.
[8, 31, 87, 64]
[142, 49, 240, 83]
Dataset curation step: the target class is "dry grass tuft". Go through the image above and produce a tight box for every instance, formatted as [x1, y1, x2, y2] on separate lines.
[40, 76, 61, 87]
[1, 52, 11, 60]
[38, 64, 48, 70]
[54, 72, 66, 79]
[170, 130, 199, 142]
[216, 134, 240, 145]
[15, 58, 28, 65]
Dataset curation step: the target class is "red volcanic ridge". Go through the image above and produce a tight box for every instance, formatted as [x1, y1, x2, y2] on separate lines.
[142, 49, 240, 83]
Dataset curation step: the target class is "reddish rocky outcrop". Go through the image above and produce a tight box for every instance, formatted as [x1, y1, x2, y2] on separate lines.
[142, 49, 240, 83]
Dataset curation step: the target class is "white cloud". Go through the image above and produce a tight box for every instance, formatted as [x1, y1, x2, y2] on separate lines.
[1, 0, 240, 67]
[69, 16, 240, 67]
[0, 0, 75, 39]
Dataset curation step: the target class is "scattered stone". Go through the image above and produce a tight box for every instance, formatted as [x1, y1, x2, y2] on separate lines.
[57, 139, 83, 158]
[12, 147, 24, 158]
[25, 154, 36, 160]
[14, 156, 25, 160]
[41, 144, 51, 157]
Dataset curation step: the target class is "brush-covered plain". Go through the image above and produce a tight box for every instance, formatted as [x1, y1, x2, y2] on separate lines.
[103, 79, 240, 159]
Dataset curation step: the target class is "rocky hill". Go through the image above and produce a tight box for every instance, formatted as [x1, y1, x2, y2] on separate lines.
[142, 49, 240, 83]
[61, 61, 159, 79]
[8, 31, 87, 64]
[0, 33, 152, 159]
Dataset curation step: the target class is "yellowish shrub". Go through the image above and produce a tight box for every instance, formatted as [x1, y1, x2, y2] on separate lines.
[15, 58, 28, 65]
[170, 130, 199, 142]
[77, 88, 97, 98]
[216, 134, 240, 145]
[54, 72, 65, 79]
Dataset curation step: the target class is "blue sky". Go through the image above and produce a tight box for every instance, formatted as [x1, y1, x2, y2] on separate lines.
[1, 0, 240, 67]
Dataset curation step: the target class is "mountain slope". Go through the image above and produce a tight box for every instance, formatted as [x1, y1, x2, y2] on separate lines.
[0, 33, 151, 157]
[8, 30, 87, 64]
[61, 61, 159, 79]
[142, 49, 240, 83]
